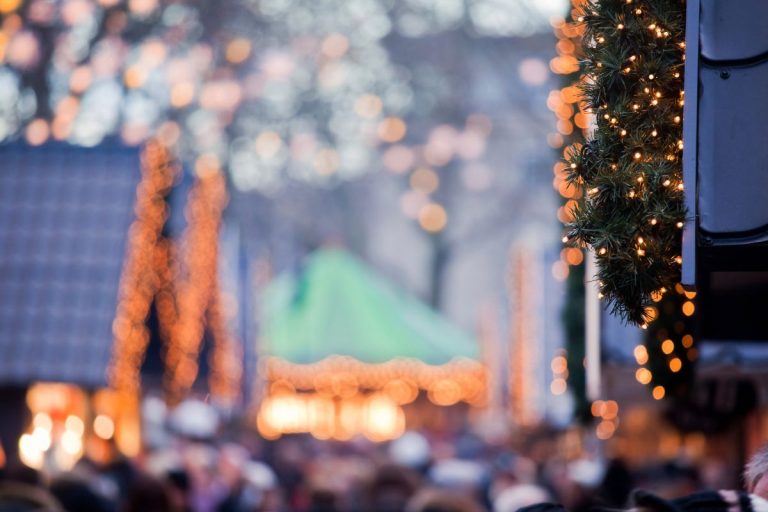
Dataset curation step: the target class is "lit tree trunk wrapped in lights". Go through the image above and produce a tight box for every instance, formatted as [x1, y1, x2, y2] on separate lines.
[564, 0, 686, 325]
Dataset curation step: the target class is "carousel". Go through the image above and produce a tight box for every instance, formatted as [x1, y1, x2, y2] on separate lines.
[256, 249, 488, 442]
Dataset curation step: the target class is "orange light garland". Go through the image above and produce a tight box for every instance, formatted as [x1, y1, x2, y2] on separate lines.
[508, 249, 542, 426]
[164, 156, 231, 404]
[109, 143, 241, 410]
[109, 140, 178, 395]
[263, 355, 487, 407]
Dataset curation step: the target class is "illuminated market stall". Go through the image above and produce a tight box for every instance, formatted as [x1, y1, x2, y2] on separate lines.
[256, 249, 487, 441]
[0, 142, 241, 470]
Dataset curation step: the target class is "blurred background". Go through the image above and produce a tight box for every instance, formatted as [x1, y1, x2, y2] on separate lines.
[0, 0, 766, 511]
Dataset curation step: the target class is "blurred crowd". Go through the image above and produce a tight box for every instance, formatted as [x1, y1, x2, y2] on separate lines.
[0, 423, 744, 512]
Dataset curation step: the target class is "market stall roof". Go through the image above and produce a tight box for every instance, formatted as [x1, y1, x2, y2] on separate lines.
[261, 248, 480, 366]
[0, 143, 141, 386]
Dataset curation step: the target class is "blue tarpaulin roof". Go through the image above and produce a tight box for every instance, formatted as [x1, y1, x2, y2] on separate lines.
[0, 143, 141, 386]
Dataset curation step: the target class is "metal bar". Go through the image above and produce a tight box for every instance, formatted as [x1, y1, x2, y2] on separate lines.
[681, 0, 701, 288]
[585, 249, 601, 402]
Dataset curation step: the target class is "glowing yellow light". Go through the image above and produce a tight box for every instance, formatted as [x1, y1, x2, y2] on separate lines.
[93, 415, 115, 440]
[651, 129, 658, 137]
[634, 151, 641, 159]
[652, 385, 665, 400]
[669, 357, 682, 372]
[682, 334, 694, 348]
[0, 0, 22, 13]
[428, 379, 462, 406]
[61, 431, 83, 456]
[33, 413, 52, 432]
[31, 427, 51, 452]
[635, 367, 652, 385]
[65, 415, 85, 437]
[550, 378, 567, 395]
[564, 247, 583, 265]
[225, 38, 252, 64]
[418, 203, 447, 233]
[661, 339, 675, 354]
[617, 24, 624, 29]
[648, 74, 655, 80]
[551, 356, 568, 374]
[378, 117, 407, 143]
[650, 218, 657, 225]
[383, 379, 419, 405]
[598, 247, 607, 255]
[596, 420, 616, 440]
[603, 400, 619, 420]
[620, 129, 627, 136]
[637, 248, 645, 256]
[363, 393, 405, 441]
[170, 82, 195, 108]
[677, 221, 684, 228]
[18, 434, 43, 470]
[123, 65, 146, 88]
[634, 345, 648, 365]
[682, 301, 695, 316]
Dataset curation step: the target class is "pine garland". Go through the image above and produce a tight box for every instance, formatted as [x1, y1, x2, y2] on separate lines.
[565, 0, 686, 325]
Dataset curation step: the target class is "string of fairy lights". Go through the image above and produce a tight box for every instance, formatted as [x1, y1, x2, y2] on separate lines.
[163, 155, 231, 404]
[109, 140, 177, 397]
[109, 142, 241, 409]
[550, 0, 692, 438]
[563, 0, 687, 326]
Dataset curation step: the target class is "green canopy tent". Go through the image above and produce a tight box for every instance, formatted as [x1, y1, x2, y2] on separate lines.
[262, 248, 480, 365]
[258, 248, 486, 407]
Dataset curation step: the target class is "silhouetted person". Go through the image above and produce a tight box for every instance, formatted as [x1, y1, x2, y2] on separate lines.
[123, 475, 174, 512]
[49, 476, 112, 512]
